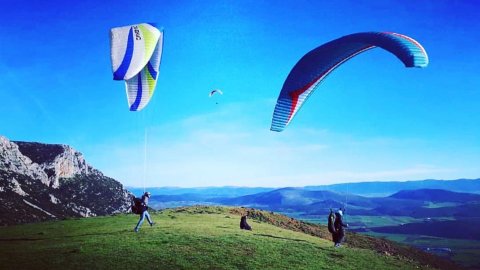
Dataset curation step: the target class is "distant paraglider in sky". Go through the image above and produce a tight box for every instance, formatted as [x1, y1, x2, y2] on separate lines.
[209, 89, 223, 104]
[270, 31, 429, 132]
[209, 89, 223, 97]
[110, 23, 164, 111]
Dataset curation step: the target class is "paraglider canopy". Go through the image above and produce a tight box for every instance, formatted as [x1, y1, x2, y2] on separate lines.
[209, 89, 223, 97]
[209, 89, 223, 104]
[110, 23, 164, 111]
[270, 31, 429, 132]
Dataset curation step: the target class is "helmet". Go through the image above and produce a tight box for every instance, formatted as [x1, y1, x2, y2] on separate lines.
[337, 209, 343, 216]
[144, 192, 151, 197]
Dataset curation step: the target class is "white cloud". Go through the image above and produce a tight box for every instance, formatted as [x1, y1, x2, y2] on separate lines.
[86, 100, 475, 187]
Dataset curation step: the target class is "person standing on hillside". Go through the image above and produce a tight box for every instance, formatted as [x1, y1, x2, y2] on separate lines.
[328, 209, 337, 244]
[134, 191, 154, 232]
[334, 209, 348, 247]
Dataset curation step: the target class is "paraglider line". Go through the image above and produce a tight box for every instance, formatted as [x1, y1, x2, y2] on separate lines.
[143, 127, 147, 193]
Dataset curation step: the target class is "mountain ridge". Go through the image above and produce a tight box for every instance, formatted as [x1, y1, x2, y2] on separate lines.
[0, 136, 132, 225]
[129, 178, 480, 198]
[389, 189, 480, 202]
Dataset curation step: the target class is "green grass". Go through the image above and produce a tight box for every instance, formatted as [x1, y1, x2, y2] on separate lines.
[0, 206, 441, 270]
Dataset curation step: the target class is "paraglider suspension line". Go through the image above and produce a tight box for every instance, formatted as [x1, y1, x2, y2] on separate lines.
[344, 183, 349, 222]
[143, 128, 147, 193]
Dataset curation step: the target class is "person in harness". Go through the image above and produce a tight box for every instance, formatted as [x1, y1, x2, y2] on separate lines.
[133, 191, 154, 232]
[328, 209, 337, 243]
[328, 208, 348, 247]
[334, 209, 348, 247]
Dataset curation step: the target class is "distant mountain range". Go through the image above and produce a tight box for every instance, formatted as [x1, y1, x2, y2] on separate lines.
[130, 178, 480, 198]
[305, 179, 480, 196]
[210, 188, 479, 215]
[390, 188, 480, 202]
[214, 187, 364, 210]
[127, 186, 275, 197]
[0, 136, 132, 225]
[147, 186, 480, 220]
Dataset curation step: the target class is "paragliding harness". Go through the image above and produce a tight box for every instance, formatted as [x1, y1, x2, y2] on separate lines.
[131, 197, 144, 215]
[328, 209, 337, 234]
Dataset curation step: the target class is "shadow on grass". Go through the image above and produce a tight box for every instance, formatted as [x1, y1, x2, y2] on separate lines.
[0, 238, 43, 242]
[0, 229, 131, 242]
[254, 233, 309, 243]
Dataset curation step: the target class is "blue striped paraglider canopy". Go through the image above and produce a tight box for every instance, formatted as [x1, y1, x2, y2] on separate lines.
[110, 23, 164, 111]
[270, 32, 428, 132]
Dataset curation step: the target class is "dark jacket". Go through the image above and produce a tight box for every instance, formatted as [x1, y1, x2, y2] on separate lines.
[240, 216, 252, 230]
[140, 194, 149, 213]
[334, 213, 348, 236]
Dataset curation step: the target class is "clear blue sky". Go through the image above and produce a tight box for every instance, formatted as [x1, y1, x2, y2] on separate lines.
[1, 0, 479, 187]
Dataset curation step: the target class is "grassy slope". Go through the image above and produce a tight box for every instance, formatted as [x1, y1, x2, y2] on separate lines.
[0, 206, 459, 270]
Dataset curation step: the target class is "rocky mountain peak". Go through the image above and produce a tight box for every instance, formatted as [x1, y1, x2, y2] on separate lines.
[0, 135, 133, 225]
[0, 136, 48, 185]
[14, 141, 94, 188]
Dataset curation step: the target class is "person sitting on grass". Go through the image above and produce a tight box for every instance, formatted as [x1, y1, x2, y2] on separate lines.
[134, 192, 154, 232]
[240, 213, 252, 231]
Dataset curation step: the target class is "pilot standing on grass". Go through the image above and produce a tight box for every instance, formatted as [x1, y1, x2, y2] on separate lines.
[134, 192, 154, 232]
[334, 209, 348, 247]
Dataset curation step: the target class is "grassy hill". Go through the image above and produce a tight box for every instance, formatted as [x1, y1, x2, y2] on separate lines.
[0, 206, 461, 270]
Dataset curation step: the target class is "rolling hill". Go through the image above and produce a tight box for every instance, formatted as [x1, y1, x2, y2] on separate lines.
[0, 206, 461, 270]
[127, 179, 480, 198]
[305, 179, 480, 196]
[389, 189, 480, 203]
[214, 187, 372, 209]
[129, 179, 480, 198]
[209, 187, 427, 215]
[128, 186, 275, 197]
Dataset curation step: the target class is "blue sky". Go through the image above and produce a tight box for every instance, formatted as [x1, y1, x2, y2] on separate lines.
[1, 0, 479, 187]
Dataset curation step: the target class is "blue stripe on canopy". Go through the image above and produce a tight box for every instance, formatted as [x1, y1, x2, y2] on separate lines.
[147, 61, 157, 79]
[113, 27, 135, 80]
[130, 72, 143, 111]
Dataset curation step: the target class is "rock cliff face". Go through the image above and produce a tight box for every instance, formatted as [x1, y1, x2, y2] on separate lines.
[0, 136, 132, 226]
